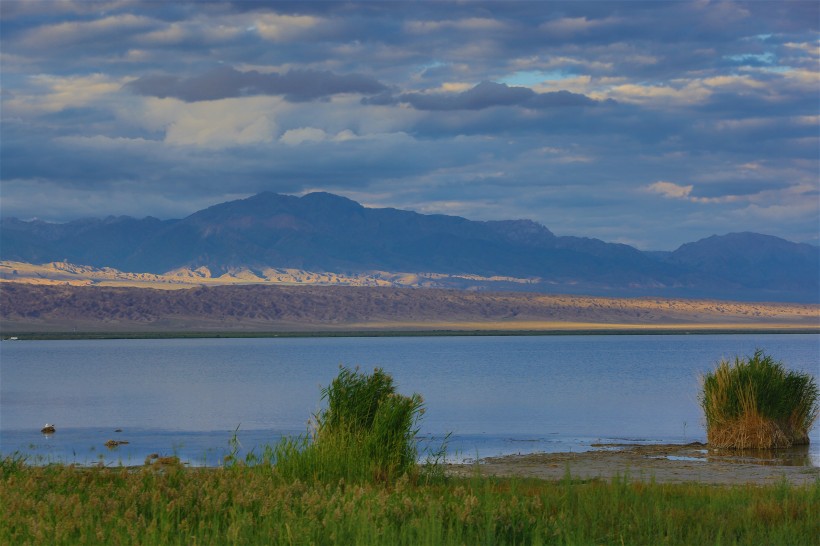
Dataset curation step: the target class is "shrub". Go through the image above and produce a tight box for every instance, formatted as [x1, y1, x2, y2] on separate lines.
[700, 349, 819, 449]
[274, 366, 424, 482]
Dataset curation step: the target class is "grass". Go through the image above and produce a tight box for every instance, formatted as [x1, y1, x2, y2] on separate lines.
[271, 366, 424, 484]
[701, 349, 819, 449]
[2, 458, 818, 545]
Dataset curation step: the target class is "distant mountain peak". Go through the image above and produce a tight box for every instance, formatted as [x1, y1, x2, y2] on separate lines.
[299, 191, 364, 212]
[2, 192, 818, 302]
[301, 191, 361, 204]
[484, 219, 556, 244]
[675, 231, 818, 255]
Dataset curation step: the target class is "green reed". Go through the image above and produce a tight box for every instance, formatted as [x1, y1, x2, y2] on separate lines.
[2, 459, 818, 545]
[272, 366, 424, 483]
[701, 349, 819, 449]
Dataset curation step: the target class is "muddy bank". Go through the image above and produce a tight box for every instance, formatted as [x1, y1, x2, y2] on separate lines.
[447, 443, 820, 485]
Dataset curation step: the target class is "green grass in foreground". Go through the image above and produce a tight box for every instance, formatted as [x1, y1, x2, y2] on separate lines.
[2, 457, 819, 546]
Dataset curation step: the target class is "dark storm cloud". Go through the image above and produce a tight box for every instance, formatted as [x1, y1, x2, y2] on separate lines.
[402, 82, 534, 111]
[364, 82, 601, 111]
[126, 66, 387, 102]
[392, 97, 624, 141]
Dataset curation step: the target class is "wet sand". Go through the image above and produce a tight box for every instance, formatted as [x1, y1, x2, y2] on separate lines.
[447, 443, 820, 485]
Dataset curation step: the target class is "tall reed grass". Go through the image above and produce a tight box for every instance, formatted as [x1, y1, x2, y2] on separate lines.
[273, 366, 424, 483]
[3, 459, 818, 546]
[701, 349, 819, 449]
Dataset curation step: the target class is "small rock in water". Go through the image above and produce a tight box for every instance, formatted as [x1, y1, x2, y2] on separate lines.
[104, 439, 130, 448]
[114, 428, 123, 432]
[41, 424, 56, 434]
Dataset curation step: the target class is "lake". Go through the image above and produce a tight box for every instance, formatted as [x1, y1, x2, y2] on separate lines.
[1, 334, 818, 467]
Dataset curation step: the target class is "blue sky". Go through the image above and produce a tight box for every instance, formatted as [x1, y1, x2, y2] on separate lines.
[1, 1, 818, 250]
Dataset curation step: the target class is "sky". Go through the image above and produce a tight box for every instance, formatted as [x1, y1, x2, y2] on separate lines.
[1, 1, 818, 250]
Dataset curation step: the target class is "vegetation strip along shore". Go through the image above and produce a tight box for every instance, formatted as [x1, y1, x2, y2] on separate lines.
[2, 457, 818, 545]
[4, 327, 820, 341]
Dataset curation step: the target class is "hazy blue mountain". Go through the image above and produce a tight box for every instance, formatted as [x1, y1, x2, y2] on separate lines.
[1, 216, 175, 269]
[2, 192, 818, 302]
[663, 233, 819, 299]
[119, 192, 682, 285]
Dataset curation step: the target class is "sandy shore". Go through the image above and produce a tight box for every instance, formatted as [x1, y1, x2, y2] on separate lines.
[447, 443, 820, 485]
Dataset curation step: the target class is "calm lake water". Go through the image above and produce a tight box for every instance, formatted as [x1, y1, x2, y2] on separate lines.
[1, 334, 818, 466]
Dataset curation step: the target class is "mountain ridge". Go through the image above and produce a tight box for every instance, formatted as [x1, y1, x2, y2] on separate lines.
[2, 192, 817, 302]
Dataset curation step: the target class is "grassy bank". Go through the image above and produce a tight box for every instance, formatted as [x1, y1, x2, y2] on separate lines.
[2, 458, 818, 545]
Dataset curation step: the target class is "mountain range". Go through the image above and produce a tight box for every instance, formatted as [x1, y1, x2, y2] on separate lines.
[2, 192, 818, 302]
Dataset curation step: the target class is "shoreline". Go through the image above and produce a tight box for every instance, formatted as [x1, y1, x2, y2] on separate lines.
[5, 441, 818, 486]
[3, 326, 819, 341]
[447, 443, 820, 485]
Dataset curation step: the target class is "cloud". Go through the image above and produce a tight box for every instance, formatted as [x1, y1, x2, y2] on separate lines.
[645, 180, 747, 204]
[608, 82, 712, 106]
[126, 66, 388, 102]
[365, 81, 602, 111]
[253, 13, 322, 41]
[157, 96, 280, 148]
[646, 181, 693, 199]
[4, 73, 135, 115]
[644, 178, 804, 207]
[398, 81, 533, 110]
[405, 17, 509, 34]
[2, 1, 818, 249]
[539, 16, 622, 37]
[279, 127, 328, 145]
[18, 13, 156, 50]
[529, 90, 601, 108]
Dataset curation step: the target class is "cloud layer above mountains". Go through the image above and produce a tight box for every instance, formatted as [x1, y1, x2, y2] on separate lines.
[1, 1, 818, 249]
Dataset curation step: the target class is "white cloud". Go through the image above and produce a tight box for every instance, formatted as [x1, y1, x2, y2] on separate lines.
[20, 14, 155, 49]
[646, 178, 815, 209]
[700, 75, 766, 89]
[253, 14, 321, 41]
[3, 73, 135, 114]
[134, 17, 246, 46]
[279, 127, 328, 145]
[607, 82, 712, 105]
[54, 135, 156, 150]
[405, 17, 508, 34]
[152, 97, 281, 148]
[646, 181, 694, 199]
[137, 23, 188, 45]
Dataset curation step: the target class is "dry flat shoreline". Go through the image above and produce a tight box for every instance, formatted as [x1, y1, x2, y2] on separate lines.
[447, 443, 820, 486]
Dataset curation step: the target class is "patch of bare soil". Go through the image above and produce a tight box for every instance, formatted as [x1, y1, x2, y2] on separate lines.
[446, 443, 820, 485]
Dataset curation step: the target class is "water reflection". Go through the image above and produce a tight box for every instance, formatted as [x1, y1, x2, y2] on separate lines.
[597, 440, 819, 468]
[706, 445, 815, 467]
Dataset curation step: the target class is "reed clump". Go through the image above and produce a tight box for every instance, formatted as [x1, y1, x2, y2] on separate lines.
[700, 349, 819, 449]
[273, 366, 424, 483]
